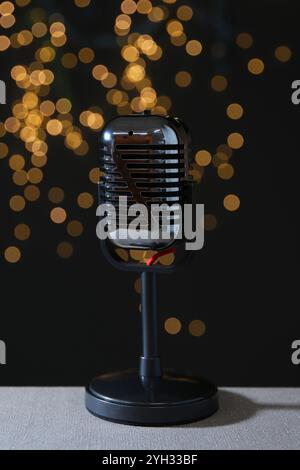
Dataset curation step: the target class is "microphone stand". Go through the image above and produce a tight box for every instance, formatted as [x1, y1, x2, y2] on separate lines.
[139, 271, 161, 379]
[85, 251, 218, 425]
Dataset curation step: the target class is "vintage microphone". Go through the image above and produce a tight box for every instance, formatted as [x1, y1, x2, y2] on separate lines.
[85, 111, 218, 425]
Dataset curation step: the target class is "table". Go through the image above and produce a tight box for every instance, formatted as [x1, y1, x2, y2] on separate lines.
[0, 387, 299, 450]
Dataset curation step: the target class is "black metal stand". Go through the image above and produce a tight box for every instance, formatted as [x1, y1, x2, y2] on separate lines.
[85, 272, 218, 426]
[139, 272, 161, 378]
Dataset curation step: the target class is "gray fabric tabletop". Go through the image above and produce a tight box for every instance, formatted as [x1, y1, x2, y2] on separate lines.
[0, 387, 299, 450]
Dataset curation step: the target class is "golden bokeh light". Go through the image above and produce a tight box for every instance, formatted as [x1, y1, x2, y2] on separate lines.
[0, 1, 15, 15]
[106, 89, 124, 105]
[204, 214, 217, 231]
[56, 98, 72, 114]
[226, 103, 244, 120]
[4, 246, 21, 263]
[20, 126, 37, 143]
[77, 192, 94, 209]
[0, 142, 9, 158]
[115, 13, 132, 30]
[22, 91, 38, 109]
[164, 317, 182, 335]
[126, 63, 145, 82]
[78, 47, 95, 64]
[17, 30, 33, 46]
[115, 248, 129, 262]
[122, 45, 139, 62]
[9, 154, 25, 170]
[61, 52, 78, 69]
[0, 35, 10, 51]
[159, 252, 175, 265]
[177, 5, 193, 21]
[92, 64, 109, 81]
[74, 141, 89, 156]
[27, 167, 43, 184]
[50, 207, 67, 224]
[131, 96, 146, 112]
[195, 150, 212, 167]
[87, 112, 104, 130]
[4, 117, 21, 133]
[0, 14, 16, 29]
[248, 58, 264, 75]
[11, 65, 27, 81]
[12, 170, 27, 186]
[101, 72, 118, 88]
[15, 0, 31, 6]
[14, 224, 31, 241]
[186, 40, 202, 56]
[40, 100, 55, 116]
[175, 70, 192, 87]
[217, 144, 233, 159]
[37, 46, 56, 63]
[46, 119, 63, 135]
[148, 6, 164, 22]
[74, 0, 91, 7]
[24, 185, 40, 201]
[57, 241, 73, 258]
[32, 140, 48, 156]
[130, 249, 145, 261]
[67, 220, 83, 237]
[170, 33, 187, 47]
[137, 0, 152, 15]
[49, 21, 65, 38]
[275, 45, 292, 62]
[134, 277, 141, 294]
[48, 187, 65, 203]
[223, 194, 240, 212]
[188, 320, 206, 337]
[167, 20, 183, 37]
[217, 163, 234, 180]
[31, 21, 47, 38]
[50, 34, 67, 48]
[236, 32, 253, 49]
[189, 167, 203, 183]
[0, 123, 5, 137]
[227, 132, 244, 149]
[121, 0, 137, 15]
[212, 152, 229, 167]
[211, 75, 228, 92]
[89, 167, 102, 183]
[31, 154, 47, 168]
[65, 130, 82, 149]
[9, 195, 26, 212]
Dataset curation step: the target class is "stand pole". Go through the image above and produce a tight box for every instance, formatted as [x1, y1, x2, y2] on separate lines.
[139, 271, 162, 378]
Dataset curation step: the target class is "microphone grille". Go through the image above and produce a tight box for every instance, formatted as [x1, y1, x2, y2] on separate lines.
[99, 141, 186, 205]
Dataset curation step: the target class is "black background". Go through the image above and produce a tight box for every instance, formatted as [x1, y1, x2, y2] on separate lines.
[0, 0, 299, 385]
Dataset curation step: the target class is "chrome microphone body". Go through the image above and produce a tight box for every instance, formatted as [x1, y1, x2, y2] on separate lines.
[99, 112, 191, 250]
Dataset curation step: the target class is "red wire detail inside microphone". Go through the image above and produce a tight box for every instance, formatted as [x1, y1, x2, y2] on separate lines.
[146, 247, 176, 266]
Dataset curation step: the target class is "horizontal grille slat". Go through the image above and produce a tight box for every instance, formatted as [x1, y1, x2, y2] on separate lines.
[126, 162, 184, 170]
[115, 144, 184, 151]
[119, 153, 184, 161]
[130, 171, 185, 179]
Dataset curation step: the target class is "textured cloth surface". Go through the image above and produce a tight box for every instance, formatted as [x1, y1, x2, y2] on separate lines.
[0, 388, 299, 450]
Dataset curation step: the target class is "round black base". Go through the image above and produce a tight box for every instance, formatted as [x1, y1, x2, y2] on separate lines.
[85, 369, 218, 426]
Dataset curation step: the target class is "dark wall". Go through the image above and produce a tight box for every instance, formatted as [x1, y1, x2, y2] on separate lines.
[0, 0, 299, 385]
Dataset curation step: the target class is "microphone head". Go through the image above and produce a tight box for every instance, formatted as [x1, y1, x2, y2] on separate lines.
[98, 112, 194, 270]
